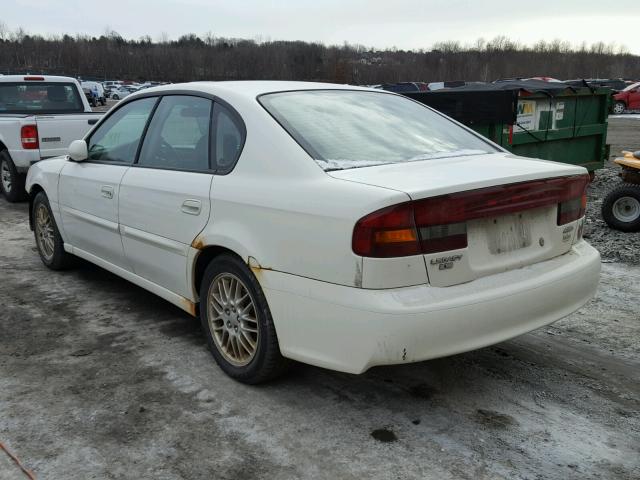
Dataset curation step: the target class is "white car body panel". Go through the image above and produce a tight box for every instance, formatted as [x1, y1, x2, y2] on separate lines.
[58, 162, 129, 269]
[119, 168, 213, 298]
[328, 152, 586, 199]
[24, 81, 601, 374]
[259, 240, 600, 373]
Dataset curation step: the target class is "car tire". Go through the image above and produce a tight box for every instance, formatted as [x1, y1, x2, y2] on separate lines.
[112, 94, 119, 100]
[613, 101, 626, 115]
[200, 253, 289, 384]
[0, 151, 27, 202]
[602, 183, 640, 232]
[32, 191, 76, 270]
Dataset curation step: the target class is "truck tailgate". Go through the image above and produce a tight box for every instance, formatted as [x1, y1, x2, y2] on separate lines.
[35, 114, 101, 157]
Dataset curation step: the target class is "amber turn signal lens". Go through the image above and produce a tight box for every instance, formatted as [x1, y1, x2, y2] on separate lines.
[373, 229, 417, 244]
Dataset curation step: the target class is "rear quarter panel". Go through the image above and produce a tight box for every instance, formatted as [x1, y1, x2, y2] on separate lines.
[201, 172, 409, 288]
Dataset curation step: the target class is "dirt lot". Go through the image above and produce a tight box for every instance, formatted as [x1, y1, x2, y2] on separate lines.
[0, 119, 639, 480]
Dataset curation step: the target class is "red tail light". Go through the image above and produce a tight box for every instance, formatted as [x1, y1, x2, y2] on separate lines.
[23, 76, 45, 81]
[353, 175, 589, 258]
[21, 125, 39, 150]
[352, 203, 420, 257]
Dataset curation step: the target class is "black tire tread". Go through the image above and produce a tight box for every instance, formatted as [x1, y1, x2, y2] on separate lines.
[601, 183, 640, 232]
[33, 191, 76, 270]
[199, 254, 289, 384]
[0, 151, 27, 202]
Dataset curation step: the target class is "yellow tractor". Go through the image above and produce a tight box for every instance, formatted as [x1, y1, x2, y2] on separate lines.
[602, 151, 640, 232]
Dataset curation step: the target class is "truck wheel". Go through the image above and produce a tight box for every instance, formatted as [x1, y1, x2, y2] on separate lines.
[602, 184, 640, 232]
[32, 191, 75, 270]
[0, 151, 27, 202]
[612, 101, 626, 115]
[200, 254, 289, 384]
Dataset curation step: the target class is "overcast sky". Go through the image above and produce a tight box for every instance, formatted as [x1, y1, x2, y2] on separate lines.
[5, 0, 640, 53]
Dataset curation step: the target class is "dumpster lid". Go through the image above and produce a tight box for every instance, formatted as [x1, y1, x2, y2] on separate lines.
[439, 79, 579, 96]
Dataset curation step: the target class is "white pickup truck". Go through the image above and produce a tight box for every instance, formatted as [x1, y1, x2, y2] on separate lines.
[0, 75, 103, 201]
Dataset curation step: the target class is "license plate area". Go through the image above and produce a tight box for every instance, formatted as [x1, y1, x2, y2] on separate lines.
[485, 212, 532, 255]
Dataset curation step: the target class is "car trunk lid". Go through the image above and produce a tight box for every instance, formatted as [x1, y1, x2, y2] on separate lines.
[337, 153, 589, 287]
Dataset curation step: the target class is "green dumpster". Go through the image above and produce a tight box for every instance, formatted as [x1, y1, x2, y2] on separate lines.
[403, 82, 610, 172]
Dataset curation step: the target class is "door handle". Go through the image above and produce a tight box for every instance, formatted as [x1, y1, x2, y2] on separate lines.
[181, 199, 201, 215]
[88, 118, 98, 125]
[100, 185, 114, 199]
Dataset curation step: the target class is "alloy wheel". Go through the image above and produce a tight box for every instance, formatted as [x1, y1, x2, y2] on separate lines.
[207, 273, 259, 366]
[35, 204, 55, 261]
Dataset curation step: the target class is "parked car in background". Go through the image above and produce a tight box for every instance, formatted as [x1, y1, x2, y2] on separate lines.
[103, 80, 122, 90]
[82, 86, 97, 107]
[0, 75, 102, 201]
[110, 86, 132, 100]
[25, 81, 600, 383]
[81, 81, 106, 106]
[612, 82, 640, 114]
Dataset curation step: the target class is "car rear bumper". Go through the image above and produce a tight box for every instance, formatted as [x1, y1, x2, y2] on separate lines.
[260, 240, 601, 374]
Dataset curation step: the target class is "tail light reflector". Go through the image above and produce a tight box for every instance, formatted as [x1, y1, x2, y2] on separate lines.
[20, 125, 39, 150]
[557, 192, 587, 226]
[353, 175, 589, 257]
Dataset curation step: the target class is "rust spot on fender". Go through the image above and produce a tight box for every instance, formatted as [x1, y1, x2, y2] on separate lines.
[191, 235, 205, 250]
[180, 297, 197, 317]
[247, 256, 272, 281]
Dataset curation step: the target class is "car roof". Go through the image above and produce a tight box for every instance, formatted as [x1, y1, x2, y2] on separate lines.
[136, 80, 377, 99]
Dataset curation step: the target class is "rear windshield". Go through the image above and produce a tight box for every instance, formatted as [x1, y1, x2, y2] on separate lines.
[0, 82, 84, 114]
[259, 90, 497, 171]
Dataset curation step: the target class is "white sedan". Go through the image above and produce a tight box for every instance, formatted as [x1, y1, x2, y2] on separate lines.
[25, 81, 600, 383]
[109, 87, 131, 100]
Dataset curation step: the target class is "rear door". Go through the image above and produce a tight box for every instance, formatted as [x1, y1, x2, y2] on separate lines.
[118, 95, 214, 298]
[58, 97, 157, 269]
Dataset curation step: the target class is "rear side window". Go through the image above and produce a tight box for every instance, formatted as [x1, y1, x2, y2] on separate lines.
[212, 103, 244, 174]
[0, 82, 84, 114]
[87, 97, 156, 164]
[138, 95, 212, 172]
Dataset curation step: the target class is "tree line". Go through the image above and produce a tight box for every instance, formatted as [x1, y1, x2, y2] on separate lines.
[1, 24, 639, 84]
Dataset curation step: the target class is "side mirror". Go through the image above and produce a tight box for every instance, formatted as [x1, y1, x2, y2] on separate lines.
[68, 139, 88, 162]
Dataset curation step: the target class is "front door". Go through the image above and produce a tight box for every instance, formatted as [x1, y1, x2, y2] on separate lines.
[58, 97, 157, 269]
[118, 95, 214, 298]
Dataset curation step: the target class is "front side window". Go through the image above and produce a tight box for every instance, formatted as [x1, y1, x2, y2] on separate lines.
[138, 96, 212, 171]
[87, 97, 156, 163]
[0, 82, 84, 114]
[259, 90, 497, 171]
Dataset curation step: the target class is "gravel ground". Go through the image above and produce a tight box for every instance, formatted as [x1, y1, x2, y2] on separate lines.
[584, 116, 640, 265]
[0, 118, 638, 480]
